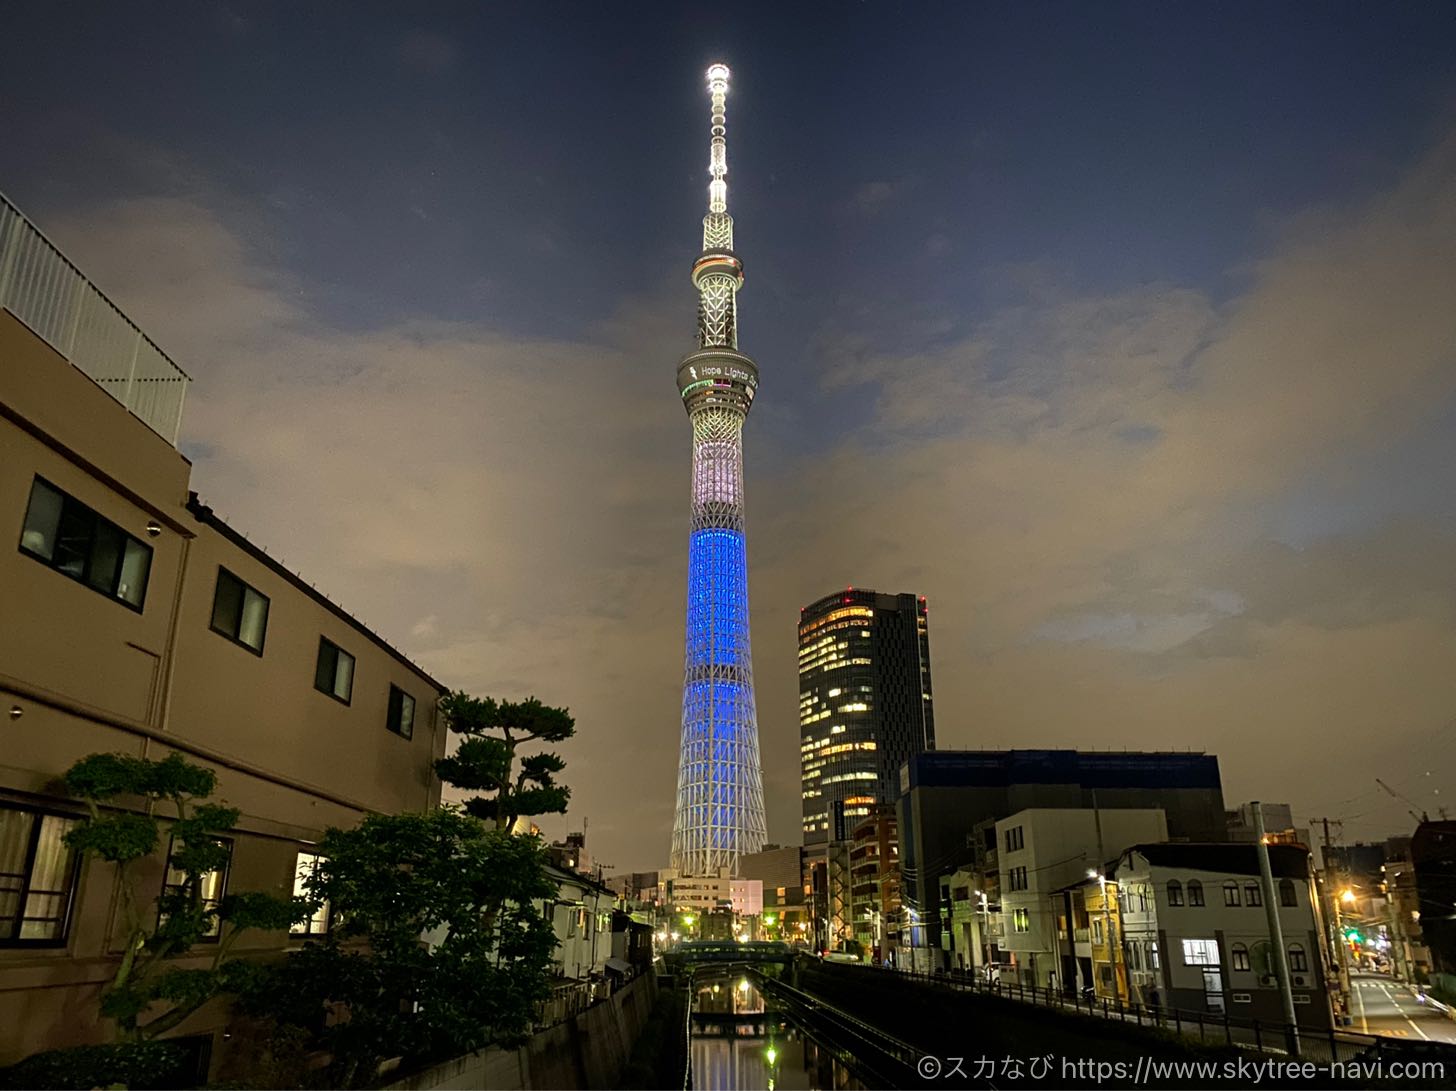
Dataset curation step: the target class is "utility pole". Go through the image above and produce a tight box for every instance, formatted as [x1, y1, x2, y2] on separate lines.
[1320, 818, 1353, 1015]
[1254, 803, 1301, 1055]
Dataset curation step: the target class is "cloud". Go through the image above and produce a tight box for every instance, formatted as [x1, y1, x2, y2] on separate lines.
[840, 179, 904, 216]
[399, 30, 458, 75]
[36, 125, 1456, 867]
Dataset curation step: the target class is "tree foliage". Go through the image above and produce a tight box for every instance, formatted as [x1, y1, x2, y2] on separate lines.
[58, 753, 310, 1044]
[245, 808, 560, 1088]
[434, 693, 575, 830]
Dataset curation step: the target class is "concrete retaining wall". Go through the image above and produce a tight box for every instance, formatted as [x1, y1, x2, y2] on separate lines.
[384, 973, 657, 1091]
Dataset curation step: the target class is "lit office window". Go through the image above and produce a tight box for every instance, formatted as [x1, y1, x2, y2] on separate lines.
[314, 638, 355, 704]
[209, 567, 270, 654]
[0, 806, 80, 946]
[386, 685, 415, 739]
[18, 477, 152, 609]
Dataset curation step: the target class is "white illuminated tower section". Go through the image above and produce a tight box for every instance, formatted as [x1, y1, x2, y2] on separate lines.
[669, 63, 767, 876]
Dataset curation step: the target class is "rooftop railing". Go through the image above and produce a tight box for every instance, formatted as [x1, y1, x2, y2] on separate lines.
[0, 192, 189, 446]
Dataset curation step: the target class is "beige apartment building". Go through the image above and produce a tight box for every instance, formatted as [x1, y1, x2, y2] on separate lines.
[0, 194, 447, 1076]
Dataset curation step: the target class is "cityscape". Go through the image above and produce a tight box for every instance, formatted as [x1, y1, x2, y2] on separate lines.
[3, 4, 1456, 1089]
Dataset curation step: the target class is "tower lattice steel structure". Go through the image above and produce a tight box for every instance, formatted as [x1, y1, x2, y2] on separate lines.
[669, 63, 766, 876]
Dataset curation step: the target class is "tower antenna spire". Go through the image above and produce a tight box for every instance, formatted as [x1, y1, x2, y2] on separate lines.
[706, 63, 730, 216]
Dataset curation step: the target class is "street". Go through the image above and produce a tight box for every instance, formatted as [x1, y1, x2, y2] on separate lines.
[1350, 971, 1456, 1045]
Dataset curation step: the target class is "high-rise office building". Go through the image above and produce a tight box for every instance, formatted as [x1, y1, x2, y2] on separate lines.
[668, 64, 767, 876]
[798, 588, 935, 844]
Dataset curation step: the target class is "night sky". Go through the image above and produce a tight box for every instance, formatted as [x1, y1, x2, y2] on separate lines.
[4, 3, 1456, 870]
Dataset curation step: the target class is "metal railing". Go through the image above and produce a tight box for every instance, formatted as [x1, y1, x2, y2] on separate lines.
[0, 192, 189, 445]
[811, 960, 1456, 1067]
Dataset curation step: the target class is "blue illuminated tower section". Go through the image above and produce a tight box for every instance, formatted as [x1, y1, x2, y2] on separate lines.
[670, 63, 767, 876]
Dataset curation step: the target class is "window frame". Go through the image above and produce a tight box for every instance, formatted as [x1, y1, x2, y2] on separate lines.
[17, 476, 153, 612]
[1223, 881, 1241, 907]
[386, 684, 416, 740]
[208, 566, 271, 656]
[290, 850, 332, 938]
[1181, 938, 1220, 966]
[158, 833, 233, 943]
[1288, 943, 1309, 973]
[1244, 882, 1263, 907]
[0, 803, 83, 948]
[1231, 942, 1251, 972]
[313, 637, 356, 705]
[1279, 879, 1297, 907]
[1187, 880, 1205, 907]
[1166, 880, 1184, 907]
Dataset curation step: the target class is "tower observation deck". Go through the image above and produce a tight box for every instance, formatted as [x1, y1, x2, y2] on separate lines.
[669, 63, 767, 876]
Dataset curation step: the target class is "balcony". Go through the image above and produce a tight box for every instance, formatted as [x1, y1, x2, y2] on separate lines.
[0, 192, 189, 445]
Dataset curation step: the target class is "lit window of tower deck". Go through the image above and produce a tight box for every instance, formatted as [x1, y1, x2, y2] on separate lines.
[669, 63, 767, 876]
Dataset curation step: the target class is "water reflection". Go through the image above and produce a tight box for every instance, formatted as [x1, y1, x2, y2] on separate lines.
[691, 980, 864, 1091]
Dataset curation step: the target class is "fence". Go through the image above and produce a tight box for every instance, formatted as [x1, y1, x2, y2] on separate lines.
[818, 960, 1451, 1066]
[0, 191, 189, 445]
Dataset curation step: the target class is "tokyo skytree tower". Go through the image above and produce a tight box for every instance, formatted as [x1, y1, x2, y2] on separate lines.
[669, 63, 767, 876]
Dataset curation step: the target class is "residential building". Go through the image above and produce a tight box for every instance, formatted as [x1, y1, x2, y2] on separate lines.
[1083, 843, 1332, 1028]
[896, 749, 1226, 967]
[545, 865, 615, 981]
[0, 195, 447, 1076]
[849, 806, 901, 961]
[1381, 837, 1429, 982]
[987, 808, 1167, 990]
[1411, 821, 1456, 990]
[798, 588, 933, 844]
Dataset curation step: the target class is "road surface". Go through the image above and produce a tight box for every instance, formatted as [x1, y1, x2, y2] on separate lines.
[1350, 971, 1456, 1045]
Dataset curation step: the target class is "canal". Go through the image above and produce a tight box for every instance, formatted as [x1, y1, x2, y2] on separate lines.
[689, 974, 866, 1090]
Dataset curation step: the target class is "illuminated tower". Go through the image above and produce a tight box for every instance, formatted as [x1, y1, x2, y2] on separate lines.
[669, 63, 767, 876]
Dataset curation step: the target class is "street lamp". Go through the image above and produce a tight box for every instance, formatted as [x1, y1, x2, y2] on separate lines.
[974, 889, 991, 972]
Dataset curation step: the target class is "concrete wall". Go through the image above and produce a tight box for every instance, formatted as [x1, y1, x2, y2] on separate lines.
[384, 973, 658, 1091]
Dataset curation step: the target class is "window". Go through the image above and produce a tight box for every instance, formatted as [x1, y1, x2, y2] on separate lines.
[1150, 941, 1160, 970]
[314, 638, 355, 704]
[1279, 879, 1297, 907]
[1004, 826, 1024, 852]
[209, 567, 270, 654]
[1166, 880, 1184, 906]
[1092, 918, 1103, 943]
[1223, 881, 1241, 907]
[386, 685, 416, 739]
[0, 805, 81, 946]
[1288, 944, 1308, 973]
[18, 477, 152, 610]
[1181, 938, 1220, 966]
[290, 851, 331, 937]
[1244, 882, 1262, 907]
[1187, 880, 1205, 907]
[159, 835, 232, 941]
[1231, 942, 1251, 971]
[1007, 866, 1028, 892]
[1012, 907, 1030, 933]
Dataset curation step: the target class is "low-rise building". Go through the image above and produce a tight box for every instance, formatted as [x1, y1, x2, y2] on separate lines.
[993, 808, 1167, 991]
[0, 193, 447, 1078]
[1083, 843, 1332, 1028]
